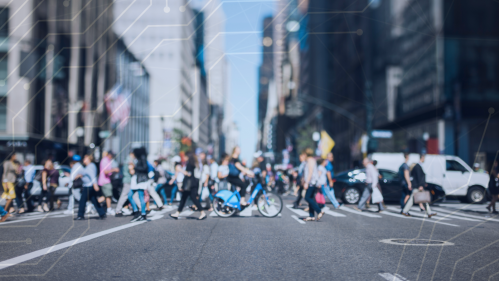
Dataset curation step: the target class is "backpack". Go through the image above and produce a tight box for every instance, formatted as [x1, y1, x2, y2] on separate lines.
[228, 163, 239, 177]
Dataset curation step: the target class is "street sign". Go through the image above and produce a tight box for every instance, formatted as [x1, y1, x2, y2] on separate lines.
[372, 130, 393, 139]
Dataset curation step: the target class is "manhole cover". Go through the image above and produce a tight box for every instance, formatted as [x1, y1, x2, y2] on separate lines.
[380, 238, 454, 246]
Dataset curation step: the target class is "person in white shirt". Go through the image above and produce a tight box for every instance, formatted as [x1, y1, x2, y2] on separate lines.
[217, 155, 230, 190]
[356, 157, 384, 212]
[317, 159, 341, 209]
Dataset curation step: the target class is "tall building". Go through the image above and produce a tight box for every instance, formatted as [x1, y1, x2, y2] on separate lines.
[105, 38, 150, 164]
[0, 0, 117, 164]
[194, 0, 229, 158]
[372, 0, 499, 169]
[113, 0, 196, 159]
[257, 16, 274, 152]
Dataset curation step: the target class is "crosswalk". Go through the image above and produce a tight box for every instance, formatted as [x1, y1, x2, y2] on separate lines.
[283, 204, 499, 227]
[3, 203, 498, 228]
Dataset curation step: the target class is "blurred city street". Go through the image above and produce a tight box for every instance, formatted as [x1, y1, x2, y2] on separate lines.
[0, 0, 497, 279]
[2, 198, 499, 280]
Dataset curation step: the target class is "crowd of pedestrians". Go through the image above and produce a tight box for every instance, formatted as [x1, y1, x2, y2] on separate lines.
[1, 144, 498, 224]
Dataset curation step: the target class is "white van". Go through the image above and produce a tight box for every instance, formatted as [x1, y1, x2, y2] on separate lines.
[371, 153, 490, 204]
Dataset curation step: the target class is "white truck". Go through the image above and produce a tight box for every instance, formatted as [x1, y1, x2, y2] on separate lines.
[372, 153, 490, 204]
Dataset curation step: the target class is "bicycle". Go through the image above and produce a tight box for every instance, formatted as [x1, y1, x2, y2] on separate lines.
[213, 179, 283, 218]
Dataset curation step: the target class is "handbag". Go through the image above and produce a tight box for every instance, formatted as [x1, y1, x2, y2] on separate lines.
[371, 186, 384, 204]
[315, 190, 326, 205]
[72, 178, 83, 189]
[414, 190, 431, 204]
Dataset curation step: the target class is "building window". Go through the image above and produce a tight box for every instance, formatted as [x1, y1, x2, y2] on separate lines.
[0, 7, 8, 37]
[0, 53, 6, 96]
[0, 99, 6, 131]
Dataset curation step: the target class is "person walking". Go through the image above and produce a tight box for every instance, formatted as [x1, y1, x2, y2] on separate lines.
[356, 157, 385, 212]
[98, 151, 119, 216]
[65, 155, 84, 215]
[208, 155, 219, 202]
[398, 153, 412, 211]
[292, 151, 308, 209]
[154, 160, 168, 204]
[486, 161, 499, 213]
[128, 148, 150, 222]
[38, 159, 60, 212]
[217, 154, 230, 191]
[16, 159, 35, 213]
[75, 154, 107, 220]
[2, 154, 19, 213]
[401, 154, 437, 217]
[170, 153, 206, 220]
[115, 152, 135, 216]
[318, 159, 341, 209]
[303, 148, 324, 221]
[167, 158, 184, 205]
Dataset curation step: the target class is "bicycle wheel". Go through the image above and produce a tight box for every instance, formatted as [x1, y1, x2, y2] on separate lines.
[212, 197, 237, 218]
[256, 192, 283, 218]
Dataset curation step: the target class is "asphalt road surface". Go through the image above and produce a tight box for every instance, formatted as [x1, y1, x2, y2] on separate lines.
[1, 197, 499, 281]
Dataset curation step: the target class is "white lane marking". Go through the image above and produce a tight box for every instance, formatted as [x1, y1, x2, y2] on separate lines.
[432, 207, 499, 222]
[339, 206, 382, 218]
[0, 214, 164, 271]
[179, 210, 194, 217]
[209, 211, 218, 217]
[386, 207, 452, 221]
[286, 205, 310, 217]
[291, 215, 305, 224]
[378, 273, 408, 281]
[382, 211, 459, 227]
[322, 207, 346, 217]
[238, 207, 253, 217]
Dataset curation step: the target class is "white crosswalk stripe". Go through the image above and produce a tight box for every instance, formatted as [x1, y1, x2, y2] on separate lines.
[432, 207, 499, 222]
[322, 207, 346, 217]
[338, 206, 382, 218]
[386, 207, 452, 221]
[381, 210, 460, 227]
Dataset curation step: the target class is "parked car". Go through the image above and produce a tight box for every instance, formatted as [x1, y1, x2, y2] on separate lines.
[29, 165, 73, 200]
[371, 153, 490, 204]
[332, 168, 446, 205]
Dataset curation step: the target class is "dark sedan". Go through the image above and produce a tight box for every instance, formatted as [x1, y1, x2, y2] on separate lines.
[332, 169, 445, 204]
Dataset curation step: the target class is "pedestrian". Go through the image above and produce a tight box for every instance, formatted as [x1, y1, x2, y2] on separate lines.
[115, 152, 135, 216]
[227, 146, 254, 206]
[168, 157, 183, 205]
[74, 154, 107, 220]
[356, 157, 385, 212]
[318, 158, 341, 209]
[199, 156, 212, 211]
[154, 160, 168, 204]
[65, 155, 84, 215]
[208, 155, 219, 206]
[398, 153, 412, 211]
[292, 151, 307, 209]
[128, 147, 149, 222]
[98, 151, 119, 216]
[38, 159, 60, 212]
[401, 154, 437, 217]
[303, 148, 324, 221]
[15, 160, 35, 213]
[170, 153, 206, 220]
[486, 161, 499, 213]
[217, 154, 230, 191]
[135, 160, 165, 214]
[2, 154, 19, 213]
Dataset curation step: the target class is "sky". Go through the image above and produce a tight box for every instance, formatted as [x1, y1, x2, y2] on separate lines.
[220, 0, 275, 164]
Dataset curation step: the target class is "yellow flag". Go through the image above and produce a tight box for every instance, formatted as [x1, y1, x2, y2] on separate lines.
[321, 130, 335, 159]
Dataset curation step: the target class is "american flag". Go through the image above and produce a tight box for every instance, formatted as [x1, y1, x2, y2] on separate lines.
[105, 84, 130, 131]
